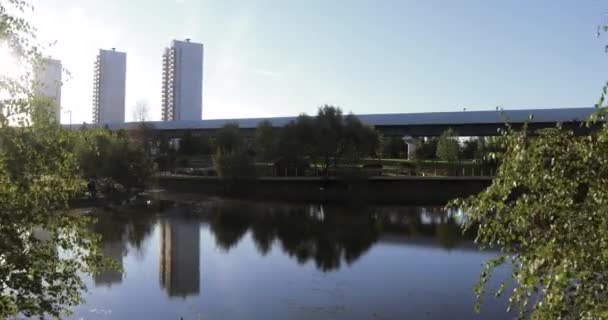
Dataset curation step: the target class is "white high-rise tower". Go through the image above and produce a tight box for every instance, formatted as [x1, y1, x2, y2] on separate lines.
[33, 58, 62, 122]
[161, 39, 203, 121]
[93, 48, 126, 124]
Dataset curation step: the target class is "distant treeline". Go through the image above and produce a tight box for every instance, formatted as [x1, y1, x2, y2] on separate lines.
[127, 105, 502, 178]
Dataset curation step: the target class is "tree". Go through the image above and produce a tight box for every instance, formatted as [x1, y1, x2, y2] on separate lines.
[131, 122, 158, 155]
[132, 100, 150, 122]
[0, 103, 108, 319]
[342, 113, 380, 161]
[74, 129, 156, 192]
[212, 123, 255, 180]
[436, 128, 460, 162]
[450, 21, 608, 319]
[382, 137, 406, 158]
[475, 136, 503, 164]
[293, 113, 319, 165]
[274, 106, 380, 176]
[460, 138, 479, 160]
[451, 126, 608, 319]
[276, 121, 306, 165]
[215, 123, 243, 153]
[179, 130, 213, 156]
[179, 130, 197, 156]
[0, 2, 108, 318]
[254, 120, 276, 162]
[414, 137, 438, 160]
[315, 105, 345, 173]
[213, 148, 256, 180]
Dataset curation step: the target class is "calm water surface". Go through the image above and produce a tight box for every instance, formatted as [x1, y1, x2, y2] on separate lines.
[69, 197, 512, 320]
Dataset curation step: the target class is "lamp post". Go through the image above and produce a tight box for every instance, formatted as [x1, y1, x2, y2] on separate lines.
[63, 109, 72, 129]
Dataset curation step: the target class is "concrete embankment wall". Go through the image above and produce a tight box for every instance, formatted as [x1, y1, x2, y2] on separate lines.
[156, 175, 492, 205]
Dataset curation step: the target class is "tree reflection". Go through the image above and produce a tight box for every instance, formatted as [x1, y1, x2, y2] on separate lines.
[209, 203, 251, 251]
[204, 201, 471, 272]
[89, 201, 476, 280]
[90, 212, 155, 286]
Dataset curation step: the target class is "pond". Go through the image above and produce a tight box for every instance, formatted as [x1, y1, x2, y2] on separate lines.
[68, 197, 512, 320]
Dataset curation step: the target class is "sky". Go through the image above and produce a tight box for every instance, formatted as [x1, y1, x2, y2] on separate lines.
[15, 0, 608, 124]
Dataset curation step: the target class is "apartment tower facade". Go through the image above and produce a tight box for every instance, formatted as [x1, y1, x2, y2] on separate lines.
[161, 39, 204, 121]
[93, 48, 126, 124]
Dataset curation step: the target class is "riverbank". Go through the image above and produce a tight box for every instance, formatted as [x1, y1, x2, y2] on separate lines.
[155, 175, 492, 205]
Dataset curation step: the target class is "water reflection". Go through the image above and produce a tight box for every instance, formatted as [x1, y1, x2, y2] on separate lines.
[94, 241, 126, 286]
[204, 201, 471, 272]
[159, 216, 200, 297]
[92, 201, 472, 280]
[79, 199, 508, 320]
[92, 213, 155, 286]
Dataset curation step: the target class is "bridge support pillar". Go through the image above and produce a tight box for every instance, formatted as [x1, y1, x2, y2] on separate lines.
[402, 136, 417, 159]
[407, 141, 417, 159]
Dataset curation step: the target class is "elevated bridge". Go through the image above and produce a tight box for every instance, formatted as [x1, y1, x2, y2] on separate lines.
[81, 107, 599, 138]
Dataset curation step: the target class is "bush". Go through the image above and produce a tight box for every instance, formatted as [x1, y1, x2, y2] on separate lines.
[213, 148, 256, 180]
[436, 128, 460, 162]
[382, 137, 407, 158]
[74, 130, 156, 191]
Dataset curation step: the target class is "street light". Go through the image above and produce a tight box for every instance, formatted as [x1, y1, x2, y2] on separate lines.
[63, 109, 72, 129]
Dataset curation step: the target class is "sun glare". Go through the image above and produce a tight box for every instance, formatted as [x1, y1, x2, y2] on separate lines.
[0, 42, 27, 80]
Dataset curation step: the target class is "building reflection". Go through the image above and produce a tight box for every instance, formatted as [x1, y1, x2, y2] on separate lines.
[159, 218, 200, 298]
[91, 211, 155, 287]
[94, 240, 126, 286]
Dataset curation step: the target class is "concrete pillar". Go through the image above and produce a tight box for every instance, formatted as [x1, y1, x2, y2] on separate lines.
[402, 136, 417, 159]
[406, 141, 417, 159]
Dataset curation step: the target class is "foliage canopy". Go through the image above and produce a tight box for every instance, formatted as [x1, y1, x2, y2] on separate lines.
[450, 18, 608, 320]
[436, 128, 460, 162]
[0, 2, 125, 317]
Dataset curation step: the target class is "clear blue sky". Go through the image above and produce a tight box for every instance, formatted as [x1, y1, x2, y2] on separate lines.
[28, 0, 608, 123]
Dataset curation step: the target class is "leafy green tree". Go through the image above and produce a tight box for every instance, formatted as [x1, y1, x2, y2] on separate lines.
[277, 121, 304, 164]
[293, 113, 319, 165]
[382, 137, 407, 158]
[131, 122, 158, 155]
[254, 120, 276, 162]
[451, 125, 608, 319]
[451, 21, 608, 318]
[179, 130, 213, 156]
[475, 136, 503, 164]
[212, 124, 254, 179]
[212, 148, 256, 180]
[75, 129, 155, 191]
[414, 137, 438, 160]
[215, 123, 243, 153]
[196, 134, 214, 155]
[460, 138, 479, 160]
[436, 128, 460, 162]
[342, 113, 380, 161]
[315, 105, 344, 172]
[275, 106, 380, 175]
[0, 104, 106, 318]
[0, 2, 108, 318]
[179, 130, 198, 155]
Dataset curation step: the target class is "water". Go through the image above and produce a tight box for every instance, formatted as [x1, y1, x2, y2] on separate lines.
[70, 198, 512, 320]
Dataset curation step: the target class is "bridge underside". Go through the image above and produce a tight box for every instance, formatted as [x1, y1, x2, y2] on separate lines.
[151, 121, 596, 140]
[78, 107, 599, 139]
